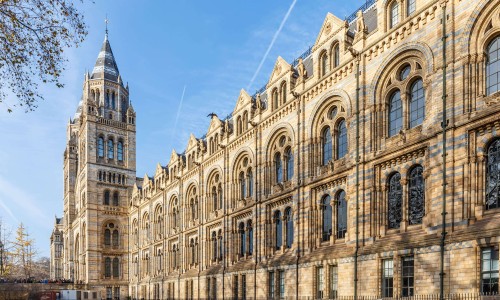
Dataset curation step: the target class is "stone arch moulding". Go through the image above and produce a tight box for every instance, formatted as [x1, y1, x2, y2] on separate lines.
[184, 180, 199, 194]
[205, 166, 224, 186]
[263, 124, 296, 158]
[369, 42, 435, 105]
[307, 90, 351, 137]
[231, 147, 255, 169]
[460, 0, 500, 55]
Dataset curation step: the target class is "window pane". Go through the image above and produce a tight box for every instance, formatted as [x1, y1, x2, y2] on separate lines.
[407, 0, 416, 16]
[337, 120, 348, 159]
[486, 139, 500, 210]
[389, 91, 403, 136]
[107, 140, 114, 159]
[275, 153, 283, 183]
[408, 166, 425, 225]
[322, 195, 333, 241]
[323, 127, 332, 165]
[286, 148, 294, 181]
[410, 79, 425, 128]
[336, 191, 347, 239]
[391, 2, 400, 28]
[382, 259, 394, 297]
[487, 36, 500, 95]
[401, 256, 414, 296]
[388, 173, 403, 229]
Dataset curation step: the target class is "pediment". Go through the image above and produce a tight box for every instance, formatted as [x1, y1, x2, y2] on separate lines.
[155, 163, 164, 177]
[207, 115, 222, 135]
[187, 133, 198, 150]
[267, 56, 292, 87]
[313, 13, 345, 49]
[233, 89, 252, 113]
[169, 149, 179, 164]
[143, 173, 150, 186]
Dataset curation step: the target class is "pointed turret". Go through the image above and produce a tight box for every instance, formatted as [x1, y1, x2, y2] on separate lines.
[91, 33, 120, 82]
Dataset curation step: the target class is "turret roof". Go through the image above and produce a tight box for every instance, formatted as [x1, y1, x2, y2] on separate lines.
[91, 33, 120, 81]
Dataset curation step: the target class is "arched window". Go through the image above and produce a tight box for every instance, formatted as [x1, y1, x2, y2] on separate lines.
[111, 92, 116, 110]
[104, 190, 110, 205]
[112, 230, 119, 247]
[336, 191, 347, 239]
[388, 172, 403, 229]
[285, 207, 293, 248]
[486, 139, 500, 210]
[107, 139, 114, 159]
[117, 141, 124, 161]
[332, 44, 340, 68]
[247, 170, 253, 197]
[104, 229, 111, 246]
[239, 222, 246, 256]
[275, 153, 283, 183]
[408, 165, 425, 225]
[321, 195, 332, 241]
[390, 1, 400, 28]
[212, 187, 218, 211]
[337, 120, 348, 159]
[247, 220, 253, 255]
[320, 51, 328, 77]
[280, 82, 287, 104]
[240, 172, 246, 199]
[407, 0, 416, 16]
[190, 239, 195, 265]
[105, 257, 111, 277]
[217, 230, 223, 260]
[212, 232, 218, 261]
[112, 257, 119, 278]
[487, 36, 500, 95]
[243, 111, 248, 131]
[218, 185, 223, 210]
[237, 116, 242, 135]
[98, 137, 104, 158]
[273, 89, 279, 109]
[285, 147, 294, 181]
[172, 245, 178, 269]
[409, 79, 425, 128]
[322, 127, 333, 165]
[113, 192, 119, 206]
[105, 91, 110, 108]
[274, 211, 282, 250]
[388, 90, 403, 137]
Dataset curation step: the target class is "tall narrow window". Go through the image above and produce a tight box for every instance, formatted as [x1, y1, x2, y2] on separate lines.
[337, 120, 348, 159]
[274, 211, 282, 250]
[218, 185, 223, 210]
[104, 257, 111, 278]
[98, 137, 104, 158]
[281, 82, 287, 104]
[328, 265, 338, 299]
[273, 89, 279, 110]
[240, 172, 246, 199]
[212, 232, 217, 261]
[111, 92, 116, 110]
[409, 79, 425, 128]
[481, 248, 499, 293]
[241, 275, 247, 300]
[389, 90, 403, 137]
[104, 191, 110, 206]
[275, 153, 283, 183]
[321, 52, 328, 77]
[388, 173, 403, 229]
[239, 222, 246, 256]
[336, 191, 347, 239]
[105, 91, 110, 108]
[117, 141, 124, 161]
[487, 36, 500, 95]
[407, 0, 416, 16]
[321, 195, 332, 241]
[401, 256, 414, 296]
[104, 229, 111, 246]
[382, 259, 394, 297]
[107, 139, 114, 159]
[113, 192, 119, 206]
[285, 147, 294, 181]
[486, 139, 500, 210]
[390, 1, 400, 28]
[333, 44, 340, 68]
[247, 221, 253, 255]
[218, 230, 223, 260]
[233, 276, 239, 300]
[112, 258, 119, 278]
[247, 170, 253, 197]
[112, 230, 119, 247]
[269, 271, 275, 299]
[408, 165, 424, 225]
[212, 187, 218, 211]
[285, 207, 293, 248]
[323, 127, 332, 165]
[316, 266, 324, 299]
[278, 270, 285, 299]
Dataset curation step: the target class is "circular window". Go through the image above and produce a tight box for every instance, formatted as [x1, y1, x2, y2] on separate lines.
[109, 223, 114, 228]
[400, 65, 411, 81]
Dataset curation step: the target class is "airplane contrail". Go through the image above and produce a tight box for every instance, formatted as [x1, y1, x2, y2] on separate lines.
[173, 85, 187, 134]
[247, 0, 298, 91]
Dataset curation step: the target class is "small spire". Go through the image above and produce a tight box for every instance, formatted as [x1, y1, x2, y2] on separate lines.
[105, 15, 109, 39]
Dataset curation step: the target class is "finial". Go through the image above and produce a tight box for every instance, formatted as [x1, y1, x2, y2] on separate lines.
[105, 14, 109, 38]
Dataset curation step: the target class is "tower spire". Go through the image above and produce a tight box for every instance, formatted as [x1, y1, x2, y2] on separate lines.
[105, 15, 109, 39]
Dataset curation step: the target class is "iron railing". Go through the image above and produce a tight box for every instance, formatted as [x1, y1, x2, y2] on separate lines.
[345, 0, 377, 24]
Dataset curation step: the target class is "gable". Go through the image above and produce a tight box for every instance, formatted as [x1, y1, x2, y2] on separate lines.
[313, 13, 345, 50]
[267, 56, 292, 87]
[233, 89, 252, 113]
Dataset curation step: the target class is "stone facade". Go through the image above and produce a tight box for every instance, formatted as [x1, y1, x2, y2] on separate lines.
[49, 217, 64, 280]
[54, 0, 500, 299]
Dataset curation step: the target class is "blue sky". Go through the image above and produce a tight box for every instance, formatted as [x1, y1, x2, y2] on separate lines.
[0, 1, 366, 257]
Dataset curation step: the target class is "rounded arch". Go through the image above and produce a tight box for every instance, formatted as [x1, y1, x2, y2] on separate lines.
[307, 89, 353, 132]
[184, 180, 199, 195]
[205, 165, 223, 187]
[370, 42, 434, 105]
[231, 146, 255, 168]
[460, 0, 500, 56]
[263, 124, 295, 160]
